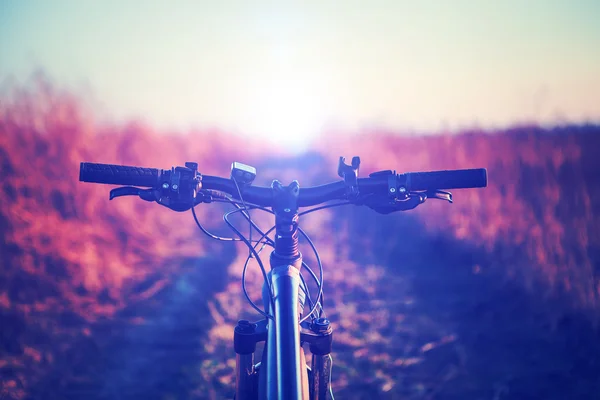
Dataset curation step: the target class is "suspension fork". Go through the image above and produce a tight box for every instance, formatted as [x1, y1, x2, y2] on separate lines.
[233, 316, 333, 400]
[233, 263, 307, 400]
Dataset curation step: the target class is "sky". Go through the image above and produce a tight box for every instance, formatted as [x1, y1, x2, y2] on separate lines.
[1, 0, 599, 146]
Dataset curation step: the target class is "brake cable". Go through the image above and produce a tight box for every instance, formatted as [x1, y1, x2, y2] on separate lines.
[240, 225, 276, 319]
[224, 208, 275, 317]
[238, 224, 319, 322]
[298, 227, 325, 323]
[222, 199, 333, 322]
[192, 202, 273, 245]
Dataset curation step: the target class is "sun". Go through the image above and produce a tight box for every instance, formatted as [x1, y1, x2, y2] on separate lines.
[237, 74, 329, 151]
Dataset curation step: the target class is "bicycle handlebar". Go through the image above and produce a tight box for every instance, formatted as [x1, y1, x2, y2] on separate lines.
[79, 161, 487, 207]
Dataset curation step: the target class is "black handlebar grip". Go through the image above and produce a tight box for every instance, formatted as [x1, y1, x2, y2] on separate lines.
[404, 168, 487, 190]
[79, 162, 160, 187]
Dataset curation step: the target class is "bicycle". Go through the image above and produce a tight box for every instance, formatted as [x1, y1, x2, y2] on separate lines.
[79, 156, 487, 399]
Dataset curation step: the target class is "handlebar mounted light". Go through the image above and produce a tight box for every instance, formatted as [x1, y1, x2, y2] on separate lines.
[231, 162, 257, 186]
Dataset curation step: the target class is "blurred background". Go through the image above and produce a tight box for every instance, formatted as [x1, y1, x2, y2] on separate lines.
[1, 1, 600, 399]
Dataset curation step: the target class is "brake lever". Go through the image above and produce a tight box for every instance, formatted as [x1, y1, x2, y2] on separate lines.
[357, 189, 452, 214]
[109, 186, 155, 201]
[358, 192, 424, 214]
[425, 189, 453, 203]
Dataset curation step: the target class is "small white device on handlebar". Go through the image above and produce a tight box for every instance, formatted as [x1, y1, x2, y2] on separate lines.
[231, 162, 257, 185]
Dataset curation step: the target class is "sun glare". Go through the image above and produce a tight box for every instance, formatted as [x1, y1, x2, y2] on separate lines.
[237, 73, 329, 151]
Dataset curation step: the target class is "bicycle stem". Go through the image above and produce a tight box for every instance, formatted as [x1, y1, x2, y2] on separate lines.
[271, 180, 301, 260]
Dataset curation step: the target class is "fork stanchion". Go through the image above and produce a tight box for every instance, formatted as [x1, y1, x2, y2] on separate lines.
[304, 318, 333, 400]
[234, 320, 259, 400]
[310, 354, 332, 400]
